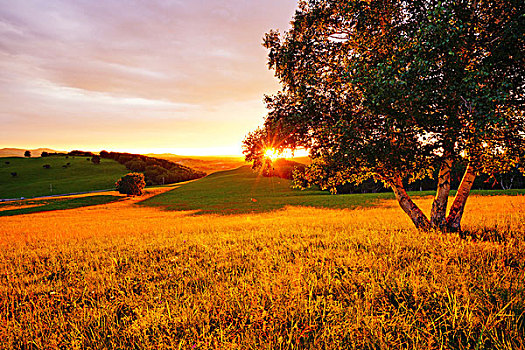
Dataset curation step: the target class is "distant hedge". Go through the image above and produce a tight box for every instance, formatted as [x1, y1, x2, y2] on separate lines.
[100, 151, 206, 186]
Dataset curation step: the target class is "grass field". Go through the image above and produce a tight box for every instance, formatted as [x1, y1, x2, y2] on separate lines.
[141, 166, 394, 214]
[1, 191, 524, 349]
[141, 165, 525, 215]
[1, 163, 525, 349]
[0, 156, 129, 199]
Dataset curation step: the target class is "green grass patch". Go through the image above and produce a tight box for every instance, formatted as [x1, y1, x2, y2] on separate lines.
[141, 166, 525, 215]
[140, 166, 393, 214]
[0, 195, 122, 216]
[0, 156, 128, 198]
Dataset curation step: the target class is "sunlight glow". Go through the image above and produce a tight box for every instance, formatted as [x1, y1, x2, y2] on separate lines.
[264, 148, 279, 160]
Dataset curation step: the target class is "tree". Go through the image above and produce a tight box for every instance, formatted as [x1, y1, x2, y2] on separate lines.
[243, 0, 524, 231]
[24, 150, 31, 158]
[115, 173, 146, 196]
[91, 155, 101, 165]
[41, 151, 49, 157]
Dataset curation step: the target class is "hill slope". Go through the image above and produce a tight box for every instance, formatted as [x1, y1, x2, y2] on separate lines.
[140, 166, 391, 214]
[0, 156, 128, 199]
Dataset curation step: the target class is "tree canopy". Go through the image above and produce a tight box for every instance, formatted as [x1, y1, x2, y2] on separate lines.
[243, 0, 524, 231]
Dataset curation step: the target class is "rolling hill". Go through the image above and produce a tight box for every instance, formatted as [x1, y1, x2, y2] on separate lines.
[0, 156, 128, 199]
[140, 165, 392, 214]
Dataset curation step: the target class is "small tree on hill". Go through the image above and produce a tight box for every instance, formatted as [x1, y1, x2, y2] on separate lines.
[41, 151, 49, 157]
[91, 155, 101, 165]
[24, 150, 31, 158]
[115, 173, 146, 196]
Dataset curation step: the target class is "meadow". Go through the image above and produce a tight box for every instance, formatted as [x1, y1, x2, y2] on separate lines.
[1, 166, 524, 349]
[0, 156, 128, 199]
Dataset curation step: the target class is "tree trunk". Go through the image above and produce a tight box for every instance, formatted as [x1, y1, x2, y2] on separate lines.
[430, 157, 452, 229]
[390, 175, 431, 230]
[446, 163, 476, 231]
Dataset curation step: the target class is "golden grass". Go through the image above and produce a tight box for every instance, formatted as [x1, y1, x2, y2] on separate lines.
[0, 195, 524, 349]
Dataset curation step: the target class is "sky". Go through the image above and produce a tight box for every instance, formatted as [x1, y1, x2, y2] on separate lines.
[0, 0, 298, 156]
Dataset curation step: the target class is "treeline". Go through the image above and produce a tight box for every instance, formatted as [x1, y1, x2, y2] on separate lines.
[99, 151, 206, 186]
[337, 165, 525, 194]
[41, 150, 206, 186]
[266, 159, 525, 193]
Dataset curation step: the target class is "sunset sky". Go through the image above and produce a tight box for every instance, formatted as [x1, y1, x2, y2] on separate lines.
[0, 0, 298, 155]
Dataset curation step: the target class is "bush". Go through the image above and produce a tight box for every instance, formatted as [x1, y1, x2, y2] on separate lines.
[43, 164, 51, 169]
[91, 155, 101, 165]
[10, 172, 17, 177]
[115, 173, 146, 196]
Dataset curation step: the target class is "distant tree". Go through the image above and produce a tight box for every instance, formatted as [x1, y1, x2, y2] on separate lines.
[125, 159, 146, 172]
[244, 0, 524, 232]
[115, 173, 146, 196]
[43, 164, 51, 169]
[91, 155, 101, 165]
[10, 172, 17, 177]
[24, 150, 31, 158]
[100, 150, 109, 158]
[41, 151, 49, 157]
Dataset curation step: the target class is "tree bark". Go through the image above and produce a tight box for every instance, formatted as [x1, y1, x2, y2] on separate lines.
[430, 157, 453, 229]
[390, 175, 431, 230]
[446, 163, 476, 231]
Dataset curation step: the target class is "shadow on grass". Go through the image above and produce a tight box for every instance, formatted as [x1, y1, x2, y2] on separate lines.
[0, 195, 123, 217]
[460, 226, 525, 244]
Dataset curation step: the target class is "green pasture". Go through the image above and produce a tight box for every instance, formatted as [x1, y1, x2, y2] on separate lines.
[140, 166, 525, 215]
[0, 156, 128, 199]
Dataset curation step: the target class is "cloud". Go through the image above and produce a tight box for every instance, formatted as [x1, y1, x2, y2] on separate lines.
[0, 0, 297, 154]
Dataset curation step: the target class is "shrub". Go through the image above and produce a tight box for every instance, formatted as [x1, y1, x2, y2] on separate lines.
[91, 155, 101, 165]
[41, 151, 49, 157]
[24, 150, 31, 158]
[10, 172, 17, 177]
[43, 164, 51, 169]
[115, 173, 146, 196]
[5, 161, 9, 165]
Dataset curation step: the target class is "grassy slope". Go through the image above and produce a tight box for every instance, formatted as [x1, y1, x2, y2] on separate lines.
[140, 166, 394, 214]
[150, 154, 246, 174]
[141, 165, 525, 214]
[0, 156, 128, 199]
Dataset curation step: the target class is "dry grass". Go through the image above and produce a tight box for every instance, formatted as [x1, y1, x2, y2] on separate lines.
[0, 195, 524, 349]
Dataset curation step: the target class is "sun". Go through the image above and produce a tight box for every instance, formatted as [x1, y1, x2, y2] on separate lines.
[264, 148, 279, 160]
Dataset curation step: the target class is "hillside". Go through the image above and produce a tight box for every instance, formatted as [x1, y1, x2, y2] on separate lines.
[140, 166, 393, 214]
[0, 156, 128, 199]
[148, 154, 246, 174]
[0, 147, 62, 158]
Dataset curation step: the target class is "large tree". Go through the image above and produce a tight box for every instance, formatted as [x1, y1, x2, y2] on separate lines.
[243, 0, 524, 231]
